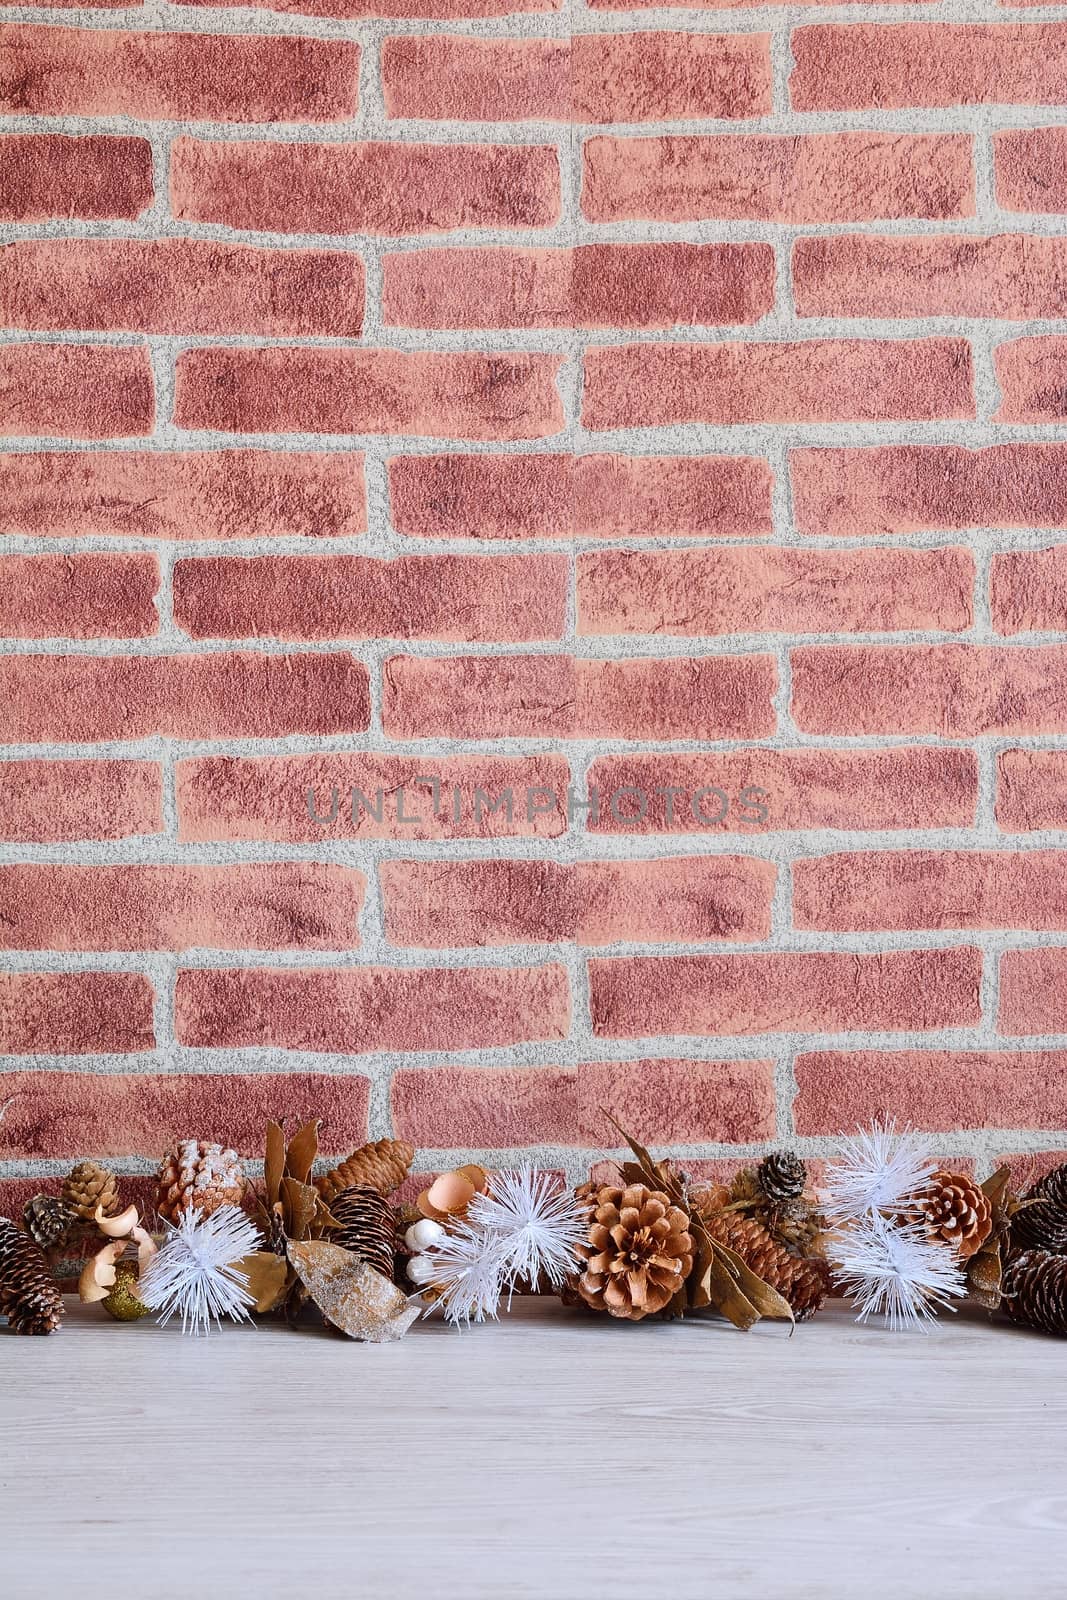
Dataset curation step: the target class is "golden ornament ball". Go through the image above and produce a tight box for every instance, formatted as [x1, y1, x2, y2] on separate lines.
[102, 1262, 151, 1322]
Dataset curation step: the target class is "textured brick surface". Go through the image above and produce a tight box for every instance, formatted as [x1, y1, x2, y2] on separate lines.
[996, 749, 1067, 832]
[995, 127, 1067, 213]
[0, 760, 163, 842]
[0, 973, 155, 1056]
[0, 134, 153, 221]
[794, 850, 1067, 932]
[994, 339, 1067, 423]
[0, 553, 158, 639]
[0, 344, 153, 439]
[796, 1051, 1067, 1133]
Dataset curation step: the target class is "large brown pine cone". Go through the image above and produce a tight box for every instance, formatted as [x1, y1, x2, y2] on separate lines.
[157, 1140, 246, 1223]
[328, 1185, 396, 1281]
[700, 1207, 831, 1322]
[577, 1184, 693, 1321]
[316, 1139, 414, 1203]
[1003, 1248, 1067, 1336]
[23, 1194, 77, 1251]
[1011, 1163, 1067, 1253]
[913, 1171, 992, 1260]
[62, 1160, 121, 1222]
[0, 1218, 63, 1334]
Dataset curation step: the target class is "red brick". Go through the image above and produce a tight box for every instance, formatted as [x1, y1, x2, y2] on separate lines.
[173, 554, 567, 643]
[171, 135, 558, 235]
[582, 339, 973, 429]
[791, 444, 1067, 537]
[590, 948, 981, 1037]
[995, 1153, 1067, 1190]
[583, 131, 973, 224]
[0, 972, 154, 1056]
[792, 644, 1067, 737]
[579, 546, 972, 636]
[177, 753, 571, 842]
[0, 134, 151, 221]
[178, 0, 555, 12]
[382, 243, 773, 330]
[0, 863, 365, 952]
[390, 1057, 777, 1148]
[382, 32, 770, 123]
[999, 949, 1067, 1036]
[0, 25, 358, 122]
[0, 1071, 368, 1160]
[383, 653, 776, 740]
[0, 344, 153, 439]
[589, 0, 921, 9]
[997, 749, 1067, 833]
[995, 127, 1067, 214]
[794, 850, 1067, 932]
[175, 348, 563, 442]
[0, 451, 366, 541]
[175, 963, 570, 1051]
[994, 338, 1067, 423]
[0, 653, 370, 743]
[992, 544, 1067, 632]
[0, 240, 362, 337]
[389, 452, 772, 541]
[0, 553, 158, 639]
[587, 748, 978, 834]
[795, 1050, 1067, 1134]
[0, 760, 163, 842]
[380, 856, 775, 947]
[794, 235, 1067, 320]
[791, 23, 1067, 111]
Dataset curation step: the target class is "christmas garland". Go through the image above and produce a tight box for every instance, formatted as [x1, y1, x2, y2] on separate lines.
[2, 1116, 1065, 1342]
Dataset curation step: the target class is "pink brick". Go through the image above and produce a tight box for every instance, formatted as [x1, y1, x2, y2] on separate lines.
[796, 1050, 1067, 1134]
[388, 452, 772, 541]
[995, 127, 1067, 213]
[176, 0, 556, 14]
[0, 760, 163, 843]
[791, 444, 1067, 537]
[383, 653, 777, 740]
[582, 340, 973, 428]
[382, 243, 774, 329]
[587, 748, 978, 833]
[0, 972, 155, 1056]
[175, 348, 564, 442]
[173, 554, 567, 643]
[0, 239, 363, 337]
[578, 546, 972, 636]
[0, 451, 365, 541]
[380, 856, 775, 947]
[171, 136, 559, 234]
[590, 948, 981, 1037]
[997, 749, 1067, 832]
[992, 543, 1067, 632]
[0, 344, 153, 439]
[792, 644, 1067, 737]
[175, 964, 570, 1052]
[999, 949, 1067, 1036]
[794, 235, 1067, 320]
[0, 134, 152, 221]
[177, 754, 571, 842]
[794, 850, 1067, 932]
[0, 653, 370, 743]
[0, 554, 158, 639]
[583, 132, 974, 223]
[0, 863, 365, 952]
[995, 338, 1067, 423]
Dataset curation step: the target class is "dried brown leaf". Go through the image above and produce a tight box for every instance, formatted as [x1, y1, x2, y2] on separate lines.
[282, 1176, 318, 1242]
[264, 1121, 286, 1208]
[236, 1251, 288, 1314]
[285, 1120, 320, 1187]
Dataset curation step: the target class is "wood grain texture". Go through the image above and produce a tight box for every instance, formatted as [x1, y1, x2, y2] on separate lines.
[1, 1297, 1065, 1597]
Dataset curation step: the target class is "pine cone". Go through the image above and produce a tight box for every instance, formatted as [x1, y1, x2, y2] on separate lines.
[1003, 1248, 1067, 1336]
[576, 1184, 693, 1321]
[328, 1185, 396, 1281]
[765, 1199, 825, 1259]
[23, 1194, 76, 1251]
[316, 1139, 414, 1203]
[913, 1170, 992, 1260]
[699, 1207, 831, 1322]
[0, 1218, 63, 1334]
[62, 1160, 121, 1222]
[1011, 1162, 1067, 1253]
[756, 1151, 807, 1204]
[156, 1140, 246, 1223]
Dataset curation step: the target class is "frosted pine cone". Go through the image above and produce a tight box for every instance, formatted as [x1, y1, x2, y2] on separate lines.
[157, 1141, 246, 1224]
[577, 1184, 693, 1321]
[913, 1171, 992, 1260]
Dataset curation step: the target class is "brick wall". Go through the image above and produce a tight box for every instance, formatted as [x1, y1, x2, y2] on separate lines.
[1, 1, 1067, 1204]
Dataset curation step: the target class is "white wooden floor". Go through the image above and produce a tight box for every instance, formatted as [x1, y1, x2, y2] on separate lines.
[2, 1297, 1065, 1598]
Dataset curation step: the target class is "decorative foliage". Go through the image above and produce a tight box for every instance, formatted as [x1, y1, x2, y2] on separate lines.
[822, 1119, 937, 1224]
[832, 1213, 966, 1331]
[139, 1205, 262, 1336]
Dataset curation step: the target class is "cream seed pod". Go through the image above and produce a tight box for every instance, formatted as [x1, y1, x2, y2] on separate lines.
[405, 1218, 446, 1287]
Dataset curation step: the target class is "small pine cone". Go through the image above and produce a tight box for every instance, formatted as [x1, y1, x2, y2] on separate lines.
[62, 1160, 121, 1223]
[156, 1140, 246, 1224]
[1003, 1248, 1067, 1337]
[1012, 1162, 1067, 1254]
[23, 1194, 76, 1251]
[765, 1199, 825, 1260]
[701, 1209, 831, 1322]
[577, 1184, 693, 1321]
[328, 1185, 396, 1281]
[316, 1139, 414, 1203]
[756, 1151, 808, 1205]
[0, 1218, 63, 1334]
[913, 1171, 992, 1260]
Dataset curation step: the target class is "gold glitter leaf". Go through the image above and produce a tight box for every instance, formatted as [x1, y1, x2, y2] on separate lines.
[287, 1240, 420, 1342]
